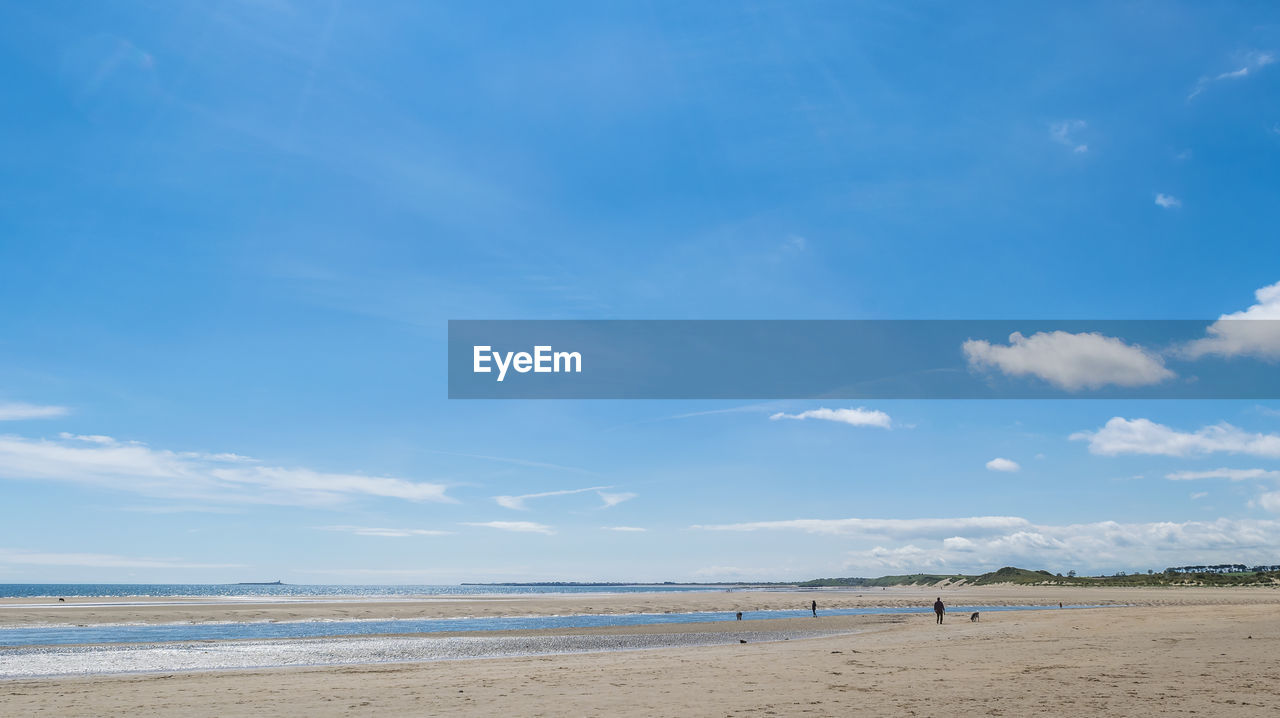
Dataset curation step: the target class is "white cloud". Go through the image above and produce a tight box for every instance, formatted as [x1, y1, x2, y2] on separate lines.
[1180, 281, 1280, 360]
[494, 485, 612, 510]
[1049, 120, 1088, 153]
[783, 235, 807, 252]
[986, 457, 1021, 472]
[836, 517, 1280, 574]
[0, 548, 240, 569]
[1189, 51, 1275, 99]
[694, 513, 1280, 574]
[0, 403, 68, 421]
[318, 525, 453, 537]
[602, 526, 647, 532]
[1155, 193, 1182, 209]
[963, 331, 1174, 391]
[0, 433, 453, 507]
[59, 432, 120, 445]
[692, 516, 1031, 539]
[1165, 468, 1280, 481]
[1072, 417, 1280, 458]
[464, 521, 555, 535]
[769, 407, 892, 429]
[597, 491, 637, 508]
[1190, 492, 1208, 500]
[1259, 493, 1280, 512]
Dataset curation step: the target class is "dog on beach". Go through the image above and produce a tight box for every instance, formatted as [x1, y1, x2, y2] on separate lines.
[970, 612, 980, 622]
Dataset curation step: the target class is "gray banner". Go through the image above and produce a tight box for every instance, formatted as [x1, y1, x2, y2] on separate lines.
[448, 320, 1280, 399]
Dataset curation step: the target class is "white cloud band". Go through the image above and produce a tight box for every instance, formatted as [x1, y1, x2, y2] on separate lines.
[1071, 417, 1280, 458]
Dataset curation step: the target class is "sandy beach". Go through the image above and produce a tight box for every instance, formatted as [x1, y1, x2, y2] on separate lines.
[4, 587, 1280, 716]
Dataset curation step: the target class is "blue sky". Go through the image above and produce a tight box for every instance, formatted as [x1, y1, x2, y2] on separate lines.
[2, 1, 1280, 582]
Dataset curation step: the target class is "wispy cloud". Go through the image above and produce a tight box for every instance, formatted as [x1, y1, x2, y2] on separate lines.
[597, 491, 637, 508]
[986, 457, 1021, 472]
[0, 402, 68, 421]
[660, 404, 781, 422]
[691, 565, 782, 579]
[1180, 281, 1280, 360]
[1165, 468, 1280, 481]
[963, 331, 1174, 391]
[1155, 193, 1181, 209]
[693, 516, 1030, 538]
[118, 504, 242, 514]
[0, 433, 454, 507]
[464, 521, 555, 535]
[426, 450, 598, 476]
[602, 526, 647, 532]
[0, 547, 241, 569]
[494, 485, 612, 510]
[58, 432, 117, 445]
[1189, 51, 1275, 100]
[769, 407, 892, 429]
[1072, 417, 1280, 458]
[1049, 120, 1088, 153]
[318, 525, 453, 537]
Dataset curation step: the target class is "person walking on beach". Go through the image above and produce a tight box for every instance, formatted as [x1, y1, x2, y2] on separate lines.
[933, 597, 945, 624]
[812, 600, 817, 617]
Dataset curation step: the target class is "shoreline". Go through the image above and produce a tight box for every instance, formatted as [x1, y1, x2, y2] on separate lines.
[2, 583, 1259, 627]
[0, 585, 1271, 627]
[0, 602, 1115, 633]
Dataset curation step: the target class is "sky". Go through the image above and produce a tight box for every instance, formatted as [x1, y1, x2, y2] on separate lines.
[1, 1, 1280, 583]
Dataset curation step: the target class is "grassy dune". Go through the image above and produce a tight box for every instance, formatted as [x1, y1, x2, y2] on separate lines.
[798, 566, 1280, 588]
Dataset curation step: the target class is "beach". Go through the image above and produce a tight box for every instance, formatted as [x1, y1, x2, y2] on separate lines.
[4, 586, 1280, 716]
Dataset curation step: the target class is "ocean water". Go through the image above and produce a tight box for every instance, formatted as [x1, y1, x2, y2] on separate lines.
[0, 604, 1103, 647]
[0, 631, 851, 679]
[0, 584, 728, 599]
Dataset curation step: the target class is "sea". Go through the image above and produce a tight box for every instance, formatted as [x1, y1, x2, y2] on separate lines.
[0, 583, 729, 599]
[0, 583, 1111, 652]
[0, 604, 1104, 647]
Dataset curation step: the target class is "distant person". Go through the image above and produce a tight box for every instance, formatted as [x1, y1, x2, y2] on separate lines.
[812, 600, 817, 617]
[736, 611, 742, 621]
[933, 597, 945, 624]
[1059, 602, 1063, 609]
